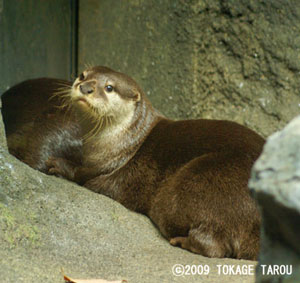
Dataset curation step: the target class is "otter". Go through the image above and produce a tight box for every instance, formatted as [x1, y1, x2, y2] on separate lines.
[1, 66, 265, 260]
[1, 78, 82, 172]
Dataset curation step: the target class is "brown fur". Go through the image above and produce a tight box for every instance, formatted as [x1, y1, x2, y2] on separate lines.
[1, 66, 265, 260]
[1, 78, 82, 172]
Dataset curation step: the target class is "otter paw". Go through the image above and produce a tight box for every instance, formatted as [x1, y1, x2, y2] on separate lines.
[170, 236, 192, 251]
[46, 157, 76, 180]
[170, 237, 187, 247]
[46, 157, 65, 176]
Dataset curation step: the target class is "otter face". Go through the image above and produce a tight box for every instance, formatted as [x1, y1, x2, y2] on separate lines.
[71, 66, 141, 121]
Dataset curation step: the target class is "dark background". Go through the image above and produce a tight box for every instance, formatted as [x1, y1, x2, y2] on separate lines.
[0, 0, 77, 91]
[1, 0, 300, 137]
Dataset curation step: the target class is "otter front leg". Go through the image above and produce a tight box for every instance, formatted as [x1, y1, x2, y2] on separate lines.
[46, 157, 100, 185]
[46, 157, 76, 181]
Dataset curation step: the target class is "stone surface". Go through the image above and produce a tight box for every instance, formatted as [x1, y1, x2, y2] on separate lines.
[249, 115, 300, 282]
[0, 104, 256, 282]
[79, 0, 300, 138]
[0, 100, 7, 150]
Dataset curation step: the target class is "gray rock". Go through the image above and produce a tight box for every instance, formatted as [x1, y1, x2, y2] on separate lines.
[249, 116, 300, 283]
[0, 107, 257, 282]
[0, 100, 7, 150]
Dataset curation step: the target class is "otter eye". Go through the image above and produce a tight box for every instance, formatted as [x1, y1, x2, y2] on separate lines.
[105, 85, 114, 92]
[79, 73, 85, 81]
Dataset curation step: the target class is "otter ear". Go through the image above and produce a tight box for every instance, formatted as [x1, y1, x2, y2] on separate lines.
[122, 85, 141, 101]
[132, 90, 141, 102]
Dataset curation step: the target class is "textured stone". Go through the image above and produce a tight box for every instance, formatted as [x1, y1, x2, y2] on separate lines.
[0, 102, 256, 282]
[249, 116, 300, 283]
[0, 100, 7, 150]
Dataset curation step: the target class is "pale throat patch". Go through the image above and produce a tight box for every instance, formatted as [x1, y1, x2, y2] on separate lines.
[82, 95, 138, 170]
[69, 81, 138, 143]
[98, 94, 136, 138]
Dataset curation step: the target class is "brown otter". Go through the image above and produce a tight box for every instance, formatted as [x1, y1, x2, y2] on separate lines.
[1, 66, 264, 260]
[1, 78, 82, 173]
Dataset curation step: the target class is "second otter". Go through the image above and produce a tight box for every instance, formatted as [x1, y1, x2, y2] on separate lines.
[2, 66, 264, 260]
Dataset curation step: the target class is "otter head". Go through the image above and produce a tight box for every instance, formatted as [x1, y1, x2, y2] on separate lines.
[70, 66, 142, 125]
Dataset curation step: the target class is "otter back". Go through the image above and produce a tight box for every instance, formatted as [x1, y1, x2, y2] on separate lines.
[1, 78, 82, 172]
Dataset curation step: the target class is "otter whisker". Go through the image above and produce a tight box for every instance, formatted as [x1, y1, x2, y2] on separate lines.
[61, 101, 75, 123]
[104, 116, 109, 130]
[53, 90, 71, 96]
[108, 116, 113, 129]
[52, 92, 72, 99]
[49, 89, 72, 102]
[84, 62, 93, 70]
[55, 85, 72, 90]
[83, 116, 103, 141]
[78, 106, 101, 141]
[94, 117, 105, 138]
[55, 82, 72, 88]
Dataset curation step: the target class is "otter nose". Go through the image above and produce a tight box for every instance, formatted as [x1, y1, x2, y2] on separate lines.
[79, 83, 94, 95]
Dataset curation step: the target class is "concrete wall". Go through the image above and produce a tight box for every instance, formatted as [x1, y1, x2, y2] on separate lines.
[79, 0, 300, 137]
[0, 0, 76, 94]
